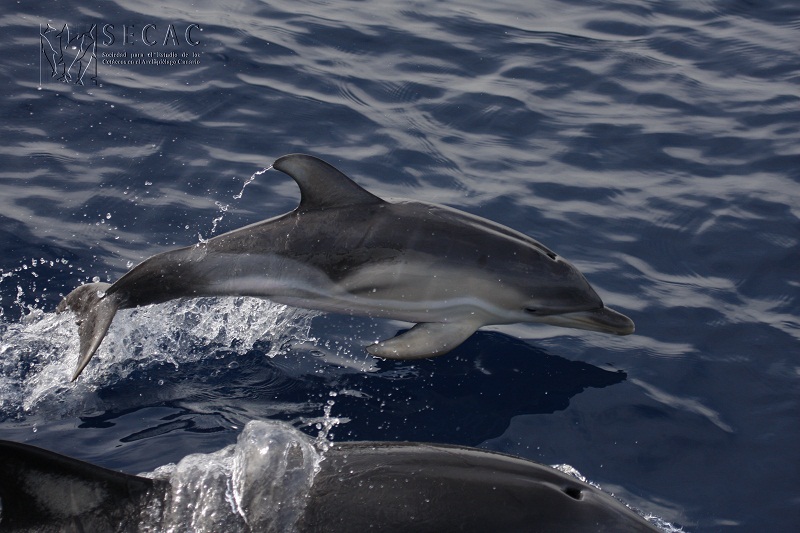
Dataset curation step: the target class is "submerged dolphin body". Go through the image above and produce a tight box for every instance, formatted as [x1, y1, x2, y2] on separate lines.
[0, 438, 660, 532]
[58, 154, 634, 380]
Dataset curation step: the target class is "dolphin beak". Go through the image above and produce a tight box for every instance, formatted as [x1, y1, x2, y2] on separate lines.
[539, 306, 635, 336]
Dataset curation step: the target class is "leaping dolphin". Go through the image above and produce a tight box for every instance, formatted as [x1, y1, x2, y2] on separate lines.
[58, 154, 634, 380]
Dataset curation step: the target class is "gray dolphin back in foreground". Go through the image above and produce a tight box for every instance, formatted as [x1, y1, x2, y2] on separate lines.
[302, 441, 659, 533]
[0, 439, 158, 532]
[0, 439, 659, 532]
[58, 154, 634, 380]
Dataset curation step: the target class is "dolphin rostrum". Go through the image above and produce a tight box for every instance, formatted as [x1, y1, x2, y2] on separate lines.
[58, 154, 634, 380]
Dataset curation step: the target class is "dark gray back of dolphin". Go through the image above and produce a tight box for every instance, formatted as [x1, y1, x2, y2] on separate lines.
[0, 439, 162, 532]
[0, 439, 659, 532]
[305, 441, 660, 533]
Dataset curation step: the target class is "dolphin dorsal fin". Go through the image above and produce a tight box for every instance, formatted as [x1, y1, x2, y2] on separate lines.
[273, 154, 384, 211]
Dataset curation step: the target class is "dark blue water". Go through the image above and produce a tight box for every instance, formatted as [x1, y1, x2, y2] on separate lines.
[2, 0, 799, 531]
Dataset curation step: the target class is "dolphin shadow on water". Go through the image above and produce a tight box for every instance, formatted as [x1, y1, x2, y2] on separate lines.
[73, 330, 625, 448]
[0, 420, 661, 532]
[317, 330, 627, 443]
[57, 154, 634, 381]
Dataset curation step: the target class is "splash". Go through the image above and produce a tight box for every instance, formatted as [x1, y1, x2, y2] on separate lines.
[234, 165, 272, 200]
[0, 293, 318, 420]
[202, 200, 230, 241]
[142, 420, 321, 533]
[309, 393, 343, 452]
[0, 257, 83, 321]
[198, 165, 273, 243]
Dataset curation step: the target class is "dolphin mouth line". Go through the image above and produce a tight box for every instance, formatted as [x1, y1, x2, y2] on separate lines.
[535, 306, 635, 336]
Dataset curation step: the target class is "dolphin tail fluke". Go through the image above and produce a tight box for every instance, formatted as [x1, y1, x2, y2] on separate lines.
[57, 282, 120, 381]
[366, 321, 480, 359]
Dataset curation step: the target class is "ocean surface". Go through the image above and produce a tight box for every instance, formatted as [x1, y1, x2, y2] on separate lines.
[2, 0, 799, 531]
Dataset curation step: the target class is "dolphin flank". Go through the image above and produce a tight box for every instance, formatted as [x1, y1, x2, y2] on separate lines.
[58, 154, 634, 380]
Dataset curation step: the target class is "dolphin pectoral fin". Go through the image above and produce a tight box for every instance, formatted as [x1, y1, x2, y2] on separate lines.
[366, 322, 480, 360]
[57, 282, 121, 381]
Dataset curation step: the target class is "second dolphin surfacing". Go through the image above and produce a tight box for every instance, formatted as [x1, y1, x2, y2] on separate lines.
[58, 154, 634, 380]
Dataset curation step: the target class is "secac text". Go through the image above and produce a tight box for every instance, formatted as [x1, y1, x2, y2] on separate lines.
[101, 23, 201, 47]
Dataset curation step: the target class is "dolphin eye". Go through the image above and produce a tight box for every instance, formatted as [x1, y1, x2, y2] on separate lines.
[526, 307, 559, 316]
[546, 252, 557, 260]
